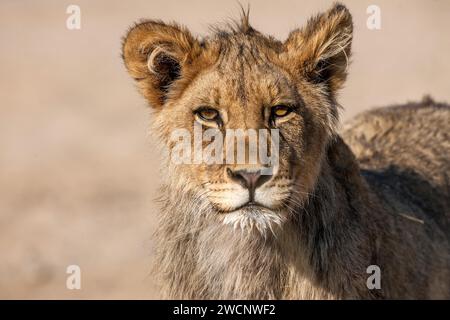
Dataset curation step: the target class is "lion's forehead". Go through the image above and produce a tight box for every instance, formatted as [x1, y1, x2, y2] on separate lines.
[184, 59, 295, 119]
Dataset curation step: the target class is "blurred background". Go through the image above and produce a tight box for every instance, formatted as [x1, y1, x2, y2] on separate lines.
[0, 0, 449, 299]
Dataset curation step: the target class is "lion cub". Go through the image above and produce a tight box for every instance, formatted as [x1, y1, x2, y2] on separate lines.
[122, 4, 450, 299]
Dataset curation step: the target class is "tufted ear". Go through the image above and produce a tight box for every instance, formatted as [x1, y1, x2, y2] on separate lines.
[122, 20, 202, 108]
[283, 3, 353, 92]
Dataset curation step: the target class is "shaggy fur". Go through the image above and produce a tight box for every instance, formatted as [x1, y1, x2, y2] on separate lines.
[122, 4, 450, 299]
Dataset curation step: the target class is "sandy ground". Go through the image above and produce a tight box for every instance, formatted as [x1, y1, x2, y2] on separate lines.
[0, 0, 449, 299]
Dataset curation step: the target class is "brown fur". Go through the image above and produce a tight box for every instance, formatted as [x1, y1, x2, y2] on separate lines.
[122, 4, 450, 299]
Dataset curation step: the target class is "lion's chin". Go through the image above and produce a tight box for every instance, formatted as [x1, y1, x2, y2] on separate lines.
[221, 205, 286, 236]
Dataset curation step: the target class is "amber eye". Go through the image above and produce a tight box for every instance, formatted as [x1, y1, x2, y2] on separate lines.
[194, 107, 221, 123]
[271, 105, 292, 118]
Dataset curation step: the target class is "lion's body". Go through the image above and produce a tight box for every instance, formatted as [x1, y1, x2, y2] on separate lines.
[342, 97, 450, 240]
[122, 4, 450, 299]
[342, 98, 450, 298]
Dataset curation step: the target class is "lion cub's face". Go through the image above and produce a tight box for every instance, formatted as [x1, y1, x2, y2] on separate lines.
[123, 5, 352, 232]
[158, 53, 302, 215]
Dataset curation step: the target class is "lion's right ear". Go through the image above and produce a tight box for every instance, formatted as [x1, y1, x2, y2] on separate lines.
[122, 20, 201, 108]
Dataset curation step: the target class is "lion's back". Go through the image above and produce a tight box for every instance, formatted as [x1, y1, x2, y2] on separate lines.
[341, 97, 450, 235]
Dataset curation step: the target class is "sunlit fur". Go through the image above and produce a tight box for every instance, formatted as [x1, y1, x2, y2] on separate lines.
[122, 4, 450, 299]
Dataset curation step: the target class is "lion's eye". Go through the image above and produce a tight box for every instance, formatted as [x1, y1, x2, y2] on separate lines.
[271, 105, 292, 118]
[194, 107, 221, 123]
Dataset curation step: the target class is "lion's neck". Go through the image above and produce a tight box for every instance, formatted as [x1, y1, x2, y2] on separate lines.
[155, 137, 382, 299]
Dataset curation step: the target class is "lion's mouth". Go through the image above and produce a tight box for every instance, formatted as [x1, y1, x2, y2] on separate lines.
[220, 202, 287, 234]
[219, 201, 273, 214]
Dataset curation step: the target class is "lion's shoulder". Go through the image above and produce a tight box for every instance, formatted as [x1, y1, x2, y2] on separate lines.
[341, 97, 450, 234]
[341, 96, 450, 174]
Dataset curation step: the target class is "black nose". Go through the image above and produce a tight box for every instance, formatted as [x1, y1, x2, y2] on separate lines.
[227, 168, 272, 201]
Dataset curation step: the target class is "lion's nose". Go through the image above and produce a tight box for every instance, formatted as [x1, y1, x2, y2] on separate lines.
[226, 168, 272, 201]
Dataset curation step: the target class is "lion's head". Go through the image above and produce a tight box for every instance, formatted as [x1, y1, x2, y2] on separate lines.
[122, 4, 352, 235]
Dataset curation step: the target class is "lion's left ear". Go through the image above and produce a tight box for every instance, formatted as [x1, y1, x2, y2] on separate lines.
[122, 20, 202, 108]
[283, 3, 353, 92]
